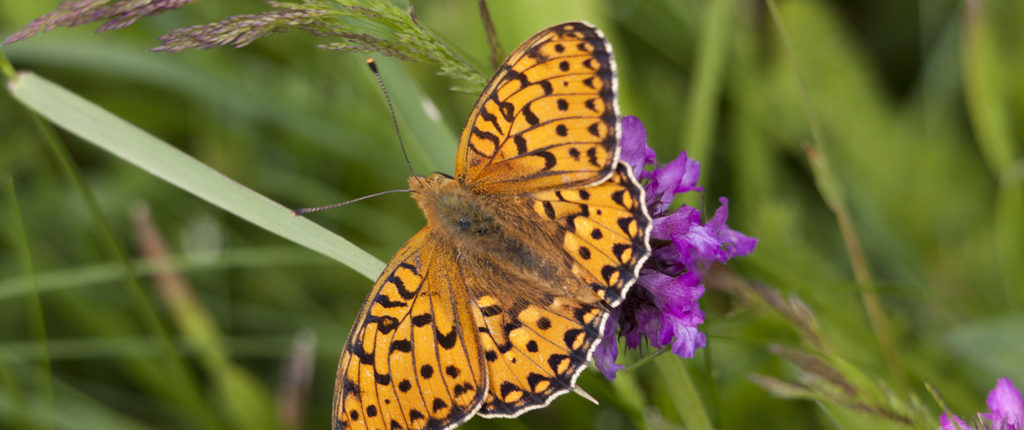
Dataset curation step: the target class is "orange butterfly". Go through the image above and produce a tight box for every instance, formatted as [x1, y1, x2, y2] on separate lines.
[333, 22, 651, 430]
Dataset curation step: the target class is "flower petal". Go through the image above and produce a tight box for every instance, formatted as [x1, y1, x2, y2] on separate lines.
[620, 116, 656, 179]
[939, 412, 975, 430]
[647, 152, 702, 215]
[709, 198, 758, 258]
[984, 378, 1024, 429]
[593, 308, 625, 380]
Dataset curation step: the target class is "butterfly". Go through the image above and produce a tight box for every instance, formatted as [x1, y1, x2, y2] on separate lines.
[333, 22, 651, 430]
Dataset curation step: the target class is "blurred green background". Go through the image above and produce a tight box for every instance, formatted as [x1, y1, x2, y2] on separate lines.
[2, 0, 1022, 429]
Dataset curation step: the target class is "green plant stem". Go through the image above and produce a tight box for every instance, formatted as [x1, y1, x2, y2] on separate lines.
[681, 0, 731, 168]
[655, 354, 713, 429]
[766, 0, 905, 390]
[700, 344, 722, 428]
[477, 0, 504, 70]
[5, 176, 53, 430]
[0, 52, 15, 80]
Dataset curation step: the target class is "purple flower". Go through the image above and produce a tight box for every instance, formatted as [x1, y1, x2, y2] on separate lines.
[593, 116, 757, 380]
[940, 378, 1024, 430]
[983, 378, 1024, 430]
[940, 413, 975, 430]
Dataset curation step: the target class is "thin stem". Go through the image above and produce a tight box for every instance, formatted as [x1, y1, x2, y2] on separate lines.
[655, 354, 713, 429]
[6, 176, 53, 430]
[0, 51, 15, 80]
[766, 0, 904, 390]
[477, 0, 504, 70]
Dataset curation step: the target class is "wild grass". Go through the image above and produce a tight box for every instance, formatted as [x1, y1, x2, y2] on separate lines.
[2, 0, 1022, 429]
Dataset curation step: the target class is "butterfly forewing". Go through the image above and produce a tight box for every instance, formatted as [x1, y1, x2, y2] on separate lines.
[456, 22, 619, 194]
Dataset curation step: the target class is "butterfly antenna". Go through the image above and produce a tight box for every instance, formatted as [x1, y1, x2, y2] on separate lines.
[366, 59, 422, 186]
[291, 189, 411, 216]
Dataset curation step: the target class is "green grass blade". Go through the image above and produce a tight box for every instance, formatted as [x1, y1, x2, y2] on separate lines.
[0, 246, 329, 301]
[994, 165, 1024, 308]
[962, 1, 1020, 177]
[680, 0, 731, 168]
[5, 71, 384, 280]
[654, 355, 713, 429]
[3, 176, 51, 430]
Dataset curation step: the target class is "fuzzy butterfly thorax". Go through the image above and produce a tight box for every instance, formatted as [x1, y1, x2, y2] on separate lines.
[334, 22, 652, 430]
[411, 173, 603, 305]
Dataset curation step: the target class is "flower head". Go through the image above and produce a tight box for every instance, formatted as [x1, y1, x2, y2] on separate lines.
[983, 378, 1024, 430]
[940, 412, 976, 430]
[939, 378, 1024, 430]
[593, 116, 757, 379]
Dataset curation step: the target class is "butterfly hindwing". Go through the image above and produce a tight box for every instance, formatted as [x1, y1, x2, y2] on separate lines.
[456, 22, 619, 194]
[530, 162, 651, 307]
[334, 230, 487, 430]
[472, 293, 605, 416]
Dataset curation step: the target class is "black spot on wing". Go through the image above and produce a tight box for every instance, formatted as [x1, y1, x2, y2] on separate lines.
[412, 313, 433, 327]
[495, 102, 514, 126]
[612, 243, 631, 262]
[563, 329, 585, 350]
[536, 151, 556, 170]
[586, 147, 599, 167]
[432, 398, 448, 412]
[436, 326, 458, 349]
[542, 201, 556, 219]
[472, 127, 499, 147]
[398, 262, 418, 275]
[527, 373, 549, 392]
[374, 294, 406, 308]
[479, 104, 502, 134]
[600, 265, 620, 285]
[370, 315, 399, 335]
[537, 317, 552, 330]
[408, 409, 424, 422]
[499, 382, 521, 399]
[617, 217, 634, 234]
[610, 190, 626, 205]
[513, 135, 527, 154]
[539, 79, 553, 95]
[480, 304, 503, 317]
[390, 339, 412, 353]
[389, 275, 417, 300]
[522, 103, 539, 126]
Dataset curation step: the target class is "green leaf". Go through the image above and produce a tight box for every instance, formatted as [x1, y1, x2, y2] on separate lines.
[5, 72, 384, 281]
